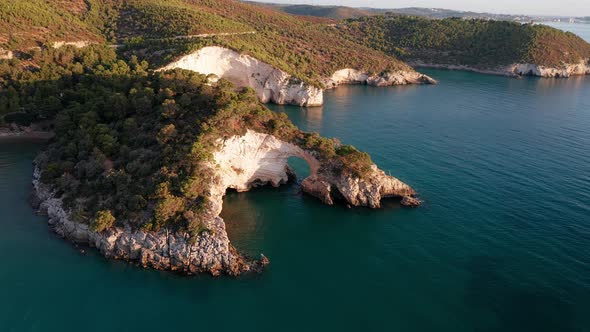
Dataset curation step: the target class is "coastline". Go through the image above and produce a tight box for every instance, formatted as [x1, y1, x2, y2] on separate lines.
[409, 62, 517, 77]
[31, 161, 267, 276]
[29, 129, 419, 276]
[0, 127, 54, 140]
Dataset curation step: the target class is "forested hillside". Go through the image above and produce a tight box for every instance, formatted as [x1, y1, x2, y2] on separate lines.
[249, 3, 376, 20]
[0, 44, 375, 235]
[0, 0, 106, 49]
[339, 15, 590, 67]
[0, 0, 411, 87]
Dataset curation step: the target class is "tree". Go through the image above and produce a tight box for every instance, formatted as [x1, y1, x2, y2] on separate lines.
[91, 210, 116, 232]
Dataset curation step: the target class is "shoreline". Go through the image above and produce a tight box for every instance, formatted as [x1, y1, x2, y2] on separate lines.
[31, 161, 267, 277]
[0, 129, 54, 140]
[409, 62, 518, 77]
[410, 60, 590, 78]
[28, 129, 419, 276]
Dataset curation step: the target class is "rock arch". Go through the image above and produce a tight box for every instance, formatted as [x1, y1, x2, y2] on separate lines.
[209, 130, 319, 215]
[209, 130, 418, 214]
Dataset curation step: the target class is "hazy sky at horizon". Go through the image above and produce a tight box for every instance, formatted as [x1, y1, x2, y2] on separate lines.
[255, 0, 589, 17]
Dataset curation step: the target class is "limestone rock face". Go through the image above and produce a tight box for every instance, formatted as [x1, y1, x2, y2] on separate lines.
[511, 60, 590, 77]
[160, 48, 436, 107]
[210, 130, 318, 192]
[301, 165, 417, 209]
[324, 68, 437, 89]
[32, 130, 418, 276]
[52, 41, 93, 49]
[159, 46, 323, 107]
[210, 130, 418, 210]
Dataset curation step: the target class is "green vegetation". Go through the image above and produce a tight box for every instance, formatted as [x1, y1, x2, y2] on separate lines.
[340, 15, 590, 67]
[116, 0, 252, 39]
[3, 0, 588, 85]
[0, 0, 106, 49]
[117, 0, 410, 87]
[0, 45, 374, 235]
[92, 210, 116, 232]
[254, 3, 374, 20]
[1, 0, 410, 88]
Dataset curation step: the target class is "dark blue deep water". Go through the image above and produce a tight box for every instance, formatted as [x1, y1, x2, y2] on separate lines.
[2, 61, 590, 332]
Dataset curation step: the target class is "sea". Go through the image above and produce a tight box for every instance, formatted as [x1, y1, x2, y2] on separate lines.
[0, 25, 589, 332]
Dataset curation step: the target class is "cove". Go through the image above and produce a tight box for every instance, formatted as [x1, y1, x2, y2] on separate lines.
[1, 68, 590, 331]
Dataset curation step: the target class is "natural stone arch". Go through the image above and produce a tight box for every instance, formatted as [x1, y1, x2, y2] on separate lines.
[209, 130, 418, 214]
[210, 130, 319, 211]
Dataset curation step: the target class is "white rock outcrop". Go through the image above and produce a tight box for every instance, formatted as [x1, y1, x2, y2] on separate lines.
[511, 60, 590, 77]
[209, 130, 417, 210]
[211, 130, 318, 190]
[301, 165, 417, 208]
[324, 68, 437, 88]
[159, 46, 323, 106]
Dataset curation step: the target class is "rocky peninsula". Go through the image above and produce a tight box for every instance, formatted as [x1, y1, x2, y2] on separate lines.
[340, 15, 590, 80]
[32, 129, 419, 276]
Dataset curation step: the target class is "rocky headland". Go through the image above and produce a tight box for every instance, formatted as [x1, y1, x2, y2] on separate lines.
[411, 59, 590, 78]
[159, 46, 436, 106]
[32, 130, 419, 276]
[510, 60, 590, 78]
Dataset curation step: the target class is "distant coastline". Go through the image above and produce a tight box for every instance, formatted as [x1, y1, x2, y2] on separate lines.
[0, 130, 54, 140]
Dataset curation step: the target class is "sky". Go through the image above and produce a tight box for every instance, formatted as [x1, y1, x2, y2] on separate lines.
[256, 0, 590, 17]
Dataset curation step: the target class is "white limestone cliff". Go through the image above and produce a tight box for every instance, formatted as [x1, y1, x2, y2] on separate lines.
[511, 60, 590, 78]
[159, 47, 436, 106]
[158, 46, 323, 107]
[52, 41, 93, 49]
[33, 130, 419, 276]
[209, 130, 418, 211]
